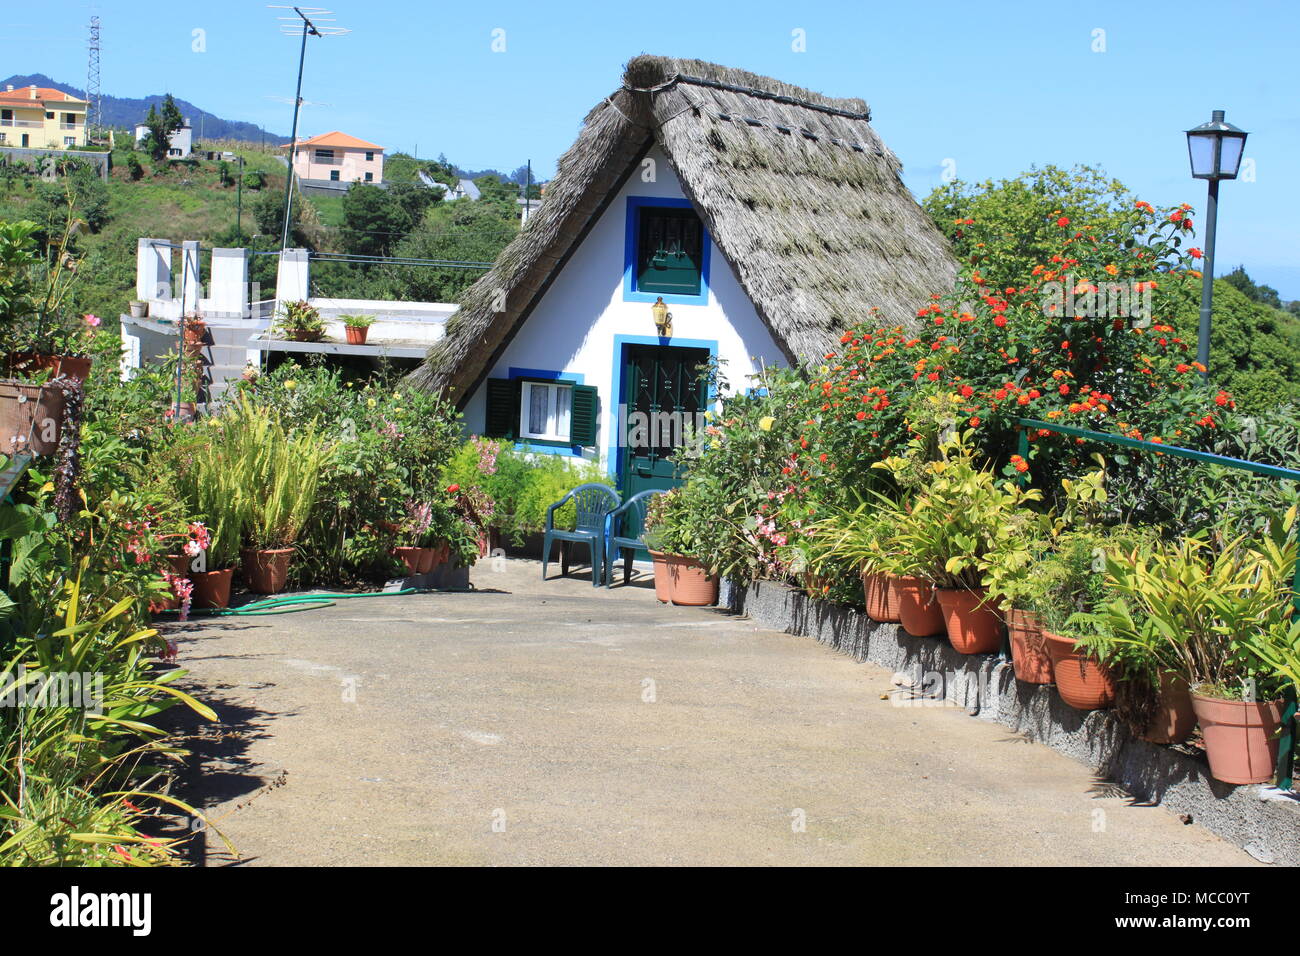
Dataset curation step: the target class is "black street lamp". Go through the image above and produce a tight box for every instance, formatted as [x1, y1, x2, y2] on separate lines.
[1185, 109, 1248, 378]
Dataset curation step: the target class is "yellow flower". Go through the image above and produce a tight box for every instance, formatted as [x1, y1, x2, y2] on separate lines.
[367, 398, 377, 408]
[284, 380, 297, 391]
[759, 416, 775, 432]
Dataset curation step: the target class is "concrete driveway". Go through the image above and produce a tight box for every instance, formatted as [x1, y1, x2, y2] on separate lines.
[167, 557, 1254, 866]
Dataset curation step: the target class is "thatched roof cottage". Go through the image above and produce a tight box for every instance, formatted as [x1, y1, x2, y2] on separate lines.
[413, 55, 955, 498]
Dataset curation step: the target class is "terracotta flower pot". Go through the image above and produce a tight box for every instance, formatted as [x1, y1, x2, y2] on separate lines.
[287, 328, 323, 342]
[1043, 630, 1116, 710]
[345, 326, 369, 345]
[392, 546, 423, 576]
[190, 567, 234, 610]
[861, 571, 901, 623]
[1142, 671, 1197, 745]
[1006, 608, 1054, 684]
[0, 379, 65, 456]
[416, 547, 435, 574]
[894, 576, 945, 637]
[935, 587, 1003, 655]
[664, 553, 718, 606]
[1190, 692, 1285, 785]
[648, 549, 671, 603]
[240, 547, 293, 594]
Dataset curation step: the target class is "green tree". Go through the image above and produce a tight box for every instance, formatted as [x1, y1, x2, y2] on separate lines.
[142, 94, 185, 162]
[1221, 265, 1283, 310]
[381, 199, 516, 302]
[923, 164, 1134, 292]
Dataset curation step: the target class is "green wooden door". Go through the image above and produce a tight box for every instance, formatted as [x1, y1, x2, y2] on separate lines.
[619, 343, 710, 509]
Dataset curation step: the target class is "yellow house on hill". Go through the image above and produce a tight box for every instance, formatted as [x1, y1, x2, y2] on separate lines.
[0, 83, 88, 149]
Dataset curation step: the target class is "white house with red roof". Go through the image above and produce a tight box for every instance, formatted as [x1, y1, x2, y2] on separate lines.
[280, 130, 384, 184]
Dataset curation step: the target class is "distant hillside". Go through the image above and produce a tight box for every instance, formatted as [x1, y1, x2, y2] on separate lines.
[0, 73, 289, 145]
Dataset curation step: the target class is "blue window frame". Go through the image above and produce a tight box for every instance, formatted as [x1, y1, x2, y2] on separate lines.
[623, 196, 711, 306]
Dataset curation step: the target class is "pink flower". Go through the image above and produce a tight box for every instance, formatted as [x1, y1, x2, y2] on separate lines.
[84, 313, 101, 327]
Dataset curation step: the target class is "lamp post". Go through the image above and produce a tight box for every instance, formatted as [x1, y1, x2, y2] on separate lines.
[1185, 109, 1248, 379]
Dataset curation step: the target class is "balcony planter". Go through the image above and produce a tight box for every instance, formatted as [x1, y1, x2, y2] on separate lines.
[1141, 671, 1196, 745]
[648, 549, 671, 603]
[1005, 608, 1053, 684]
[190, 567, 234, 610]
[0, 379, 66, 456]
[285, 328, 325, 343]
[935, 587, 1003, 655]
[1190, 692, 1285, 785]
[664, 553, 718, 606]
[894, 576, 945, 637]
[7, 353, 93, 385]
[344, 326, 369, 345]
[1043, 630, 1116, 710]
[240, 548, 293, 595]
[861, 571, 901, 623]
[129, 300, 148, 319]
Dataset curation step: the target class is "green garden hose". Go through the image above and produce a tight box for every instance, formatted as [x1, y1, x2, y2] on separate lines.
[161, 587, 433, 617]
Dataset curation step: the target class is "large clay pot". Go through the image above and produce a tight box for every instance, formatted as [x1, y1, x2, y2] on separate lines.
[345, 326, 369, 345]
[1190, 692, 1285, 785]
[1006, 608, 1054, 684]
[8, 353, 93, 384]
[894, 576, 945, 637]
[1142, 671, 1196, 745]
[190, 567, 234, 610]
[0, 379, 65, 456]
[240, 548, 293, 594]
[664, 553, 718, 606]
[392, 546, 422, 576]
[861, 571, 901, 623]
[935, 587, 1003, 655]
[1043, 630, 1116, 710]
[648, 549, 671, 603]
[416, 547, 438, 574]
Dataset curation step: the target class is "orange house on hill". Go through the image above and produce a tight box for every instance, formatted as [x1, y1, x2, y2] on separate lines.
[281, 131, 383, 183]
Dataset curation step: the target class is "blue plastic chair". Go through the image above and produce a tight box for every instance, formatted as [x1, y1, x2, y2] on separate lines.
[605, 489, 664, 588]
[542, 483, 620, 587]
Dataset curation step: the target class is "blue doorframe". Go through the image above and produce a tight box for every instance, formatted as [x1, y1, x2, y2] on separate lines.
[608, 333, 718, 489]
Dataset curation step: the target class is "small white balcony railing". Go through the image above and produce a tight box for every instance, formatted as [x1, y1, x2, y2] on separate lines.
[0, 118, 42, 129]
[60, 122, 80, 130]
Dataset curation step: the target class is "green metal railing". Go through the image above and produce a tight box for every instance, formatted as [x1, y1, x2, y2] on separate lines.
[1015, 417, 1299, 790]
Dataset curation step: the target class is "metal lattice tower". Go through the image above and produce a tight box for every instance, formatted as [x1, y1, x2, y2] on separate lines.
[86, 16, 102, 143]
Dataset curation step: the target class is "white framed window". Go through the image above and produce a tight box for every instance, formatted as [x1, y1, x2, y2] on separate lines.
[315, 148, 334, 161]
[520, 381, 572, 442]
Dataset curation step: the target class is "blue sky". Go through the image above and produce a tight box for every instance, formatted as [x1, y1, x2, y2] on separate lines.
[4, 0, 1297, 297]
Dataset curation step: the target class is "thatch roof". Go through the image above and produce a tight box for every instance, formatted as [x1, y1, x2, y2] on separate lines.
[412, 55, 957, 402]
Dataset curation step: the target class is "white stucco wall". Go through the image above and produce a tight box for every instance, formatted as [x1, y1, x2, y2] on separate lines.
[462, 147, 786, 475]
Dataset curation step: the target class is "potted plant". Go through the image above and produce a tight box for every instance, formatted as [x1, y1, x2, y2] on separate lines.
[0, 219, 97, 384]
[129, 299, 149, 319]
[1033, 530, 1149, 711]
[873, 432, 1042, 650]
[275, 300, 325, 342]
[654, 482, 720, 607]
[641, 490, 672, 604]
[235, 405, 332, 594]
[1086, 515, 1296, 780]
[810, 503, 901, 623]
[340, 313, 375, 345]
[985, 534, 1057, 683]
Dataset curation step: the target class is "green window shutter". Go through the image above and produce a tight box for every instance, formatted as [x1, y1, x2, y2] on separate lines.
[637, 207, 703, 296]
[569, 385, 599, 446]
[484, 378, 520, 439]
